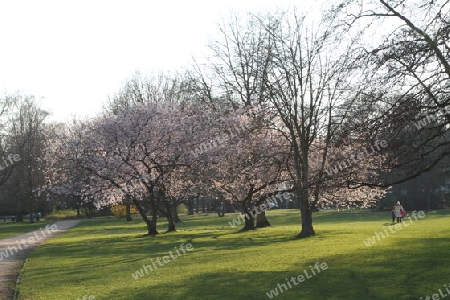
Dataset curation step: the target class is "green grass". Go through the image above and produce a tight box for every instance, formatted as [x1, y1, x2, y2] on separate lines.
[0, 208, 80, 240]
[15, 209, 450, 300]
[0, 221, 50, 240]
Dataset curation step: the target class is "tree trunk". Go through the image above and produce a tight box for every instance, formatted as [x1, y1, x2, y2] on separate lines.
[217, 202, 225, 217]
[15, 204, 23, 222]
[187, 197, 194, 215]
[296, 144, 315, 238]
[125, 202, 132, 221]
[243, 213, 255, 231]
[172, 205, 181, 223]
[84, 206, 91, 218]
[202, 197, 206, 213]
[241, 202, 256, 231]
[298, 208, 315, 238]
[29, 198, 35, 223]
[164, 202, 176, 232]
[149, 209, 159, 235]
[133, 199, 158, 235]
[16, 192, 23, 222]
[256, 210, 270, 228]
[27, 158, 35, 223]
[297, 190, 315, 238]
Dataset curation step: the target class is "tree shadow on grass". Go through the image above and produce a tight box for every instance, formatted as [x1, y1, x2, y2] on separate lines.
[102, 235, 450, 300]
[19, 213, 450, 300]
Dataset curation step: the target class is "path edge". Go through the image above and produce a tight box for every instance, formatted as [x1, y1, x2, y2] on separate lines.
[8, 220, 81, 300]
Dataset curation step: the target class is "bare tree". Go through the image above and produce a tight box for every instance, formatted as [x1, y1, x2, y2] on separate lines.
[206, 12, 275, 108]
[342, 0, 450, 186]
[8, 95, 49, 222]
[206, 8, 378, 238]
[105, 71, 197, 115]
[259, 9, 374, 238]
[0, 94, 14, 187]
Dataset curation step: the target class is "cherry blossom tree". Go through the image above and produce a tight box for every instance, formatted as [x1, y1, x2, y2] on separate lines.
[41, 120, 102, 218]
[58, 101, 212, 234]
[205, 108, 290, 231]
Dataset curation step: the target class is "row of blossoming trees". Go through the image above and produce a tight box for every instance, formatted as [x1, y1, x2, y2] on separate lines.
[36, 0, 450, 237]
[41, 72, 385, 236]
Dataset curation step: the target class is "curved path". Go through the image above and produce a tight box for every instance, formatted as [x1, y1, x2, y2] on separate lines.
[0, 220, 80, 300]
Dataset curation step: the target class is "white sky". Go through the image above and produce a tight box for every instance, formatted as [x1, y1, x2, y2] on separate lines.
[0, 0, 307, 123]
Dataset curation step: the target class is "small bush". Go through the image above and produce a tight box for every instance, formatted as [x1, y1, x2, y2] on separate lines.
[110, 205, 138, 218]
[46, 209, 79, 220]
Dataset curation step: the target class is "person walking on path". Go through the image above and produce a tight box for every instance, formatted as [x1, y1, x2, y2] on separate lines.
[394, 201, 404, 223]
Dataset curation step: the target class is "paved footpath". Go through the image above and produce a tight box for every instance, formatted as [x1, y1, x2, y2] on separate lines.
[0, 220, 80, 300]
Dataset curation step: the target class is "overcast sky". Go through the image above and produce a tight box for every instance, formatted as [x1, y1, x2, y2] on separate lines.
[0, 0, 309, 123]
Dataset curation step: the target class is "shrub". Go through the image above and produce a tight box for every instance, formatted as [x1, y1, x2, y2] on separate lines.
[110, 205, 138, 218]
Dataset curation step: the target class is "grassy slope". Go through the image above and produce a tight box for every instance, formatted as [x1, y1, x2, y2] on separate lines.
[16, 209, 450, 300]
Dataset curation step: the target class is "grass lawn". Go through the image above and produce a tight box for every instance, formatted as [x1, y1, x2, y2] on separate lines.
[0, 210, 79, 240]
[15, 209, 450, 300]
[0, 221, 51, 240]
